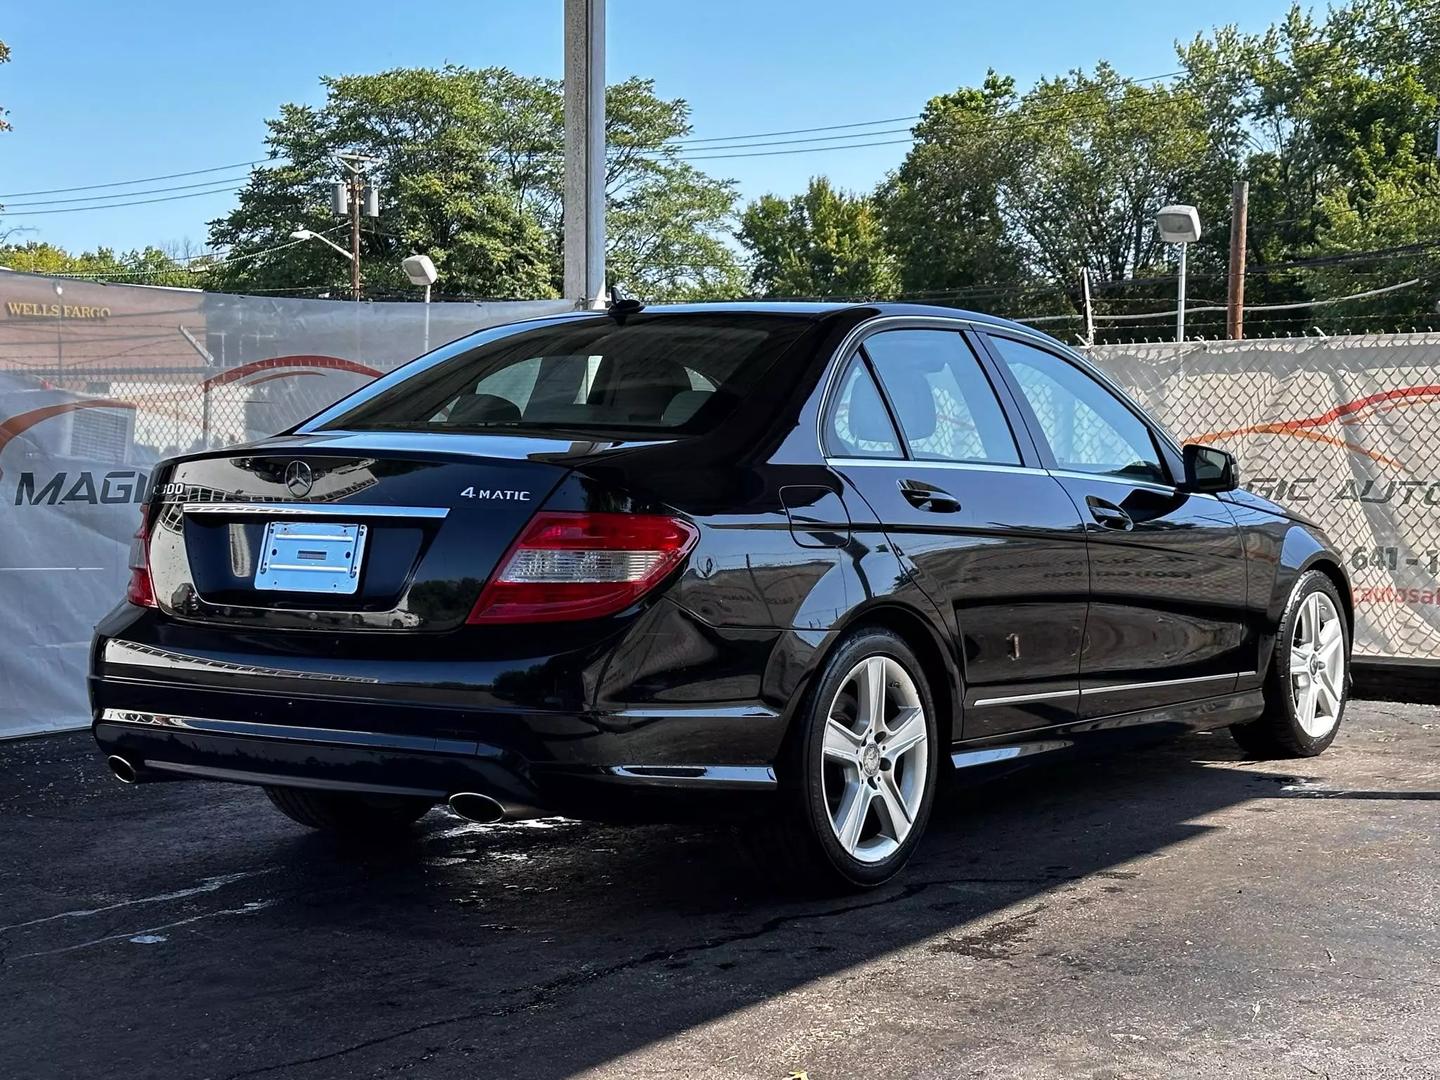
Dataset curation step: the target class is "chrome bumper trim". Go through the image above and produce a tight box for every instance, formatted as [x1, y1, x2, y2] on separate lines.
[606, 765, 778, 789]
[181, 502, 449, 520]
[97, 709, 474, 755]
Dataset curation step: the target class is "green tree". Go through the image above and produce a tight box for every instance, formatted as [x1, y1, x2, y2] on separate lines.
[205, 66, 743, 302]
[0, 241, 194, 286]
[738, 177, 897, 298]
[878, 73, 1028, 303]
[1177, 0, 1440, 332]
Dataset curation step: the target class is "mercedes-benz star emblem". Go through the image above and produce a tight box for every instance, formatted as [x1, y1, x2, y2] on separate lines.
[284, 460, 314, 498]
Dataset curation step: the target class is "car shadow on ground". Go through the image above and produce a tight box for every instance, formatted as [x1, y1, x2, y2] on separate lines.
[1, 729, 1307, 1080]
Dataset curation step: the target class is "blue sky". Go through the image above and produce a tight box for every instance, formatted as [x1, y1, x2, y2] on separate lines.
[3, 0, 1300, 255]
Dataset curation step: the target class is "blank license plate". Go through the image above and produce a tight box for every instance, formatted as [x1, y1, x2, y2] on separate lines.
[254, 521, 367, 594]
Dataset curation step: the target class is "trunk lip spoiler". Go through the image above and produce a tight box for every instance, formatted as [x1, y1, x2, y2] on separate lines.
[180, 502, 449, 520]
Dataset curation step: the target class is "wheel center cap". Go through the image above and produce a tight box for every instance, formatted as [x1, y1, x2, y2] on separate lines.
[1310, 655, 1323, 676]
[860, 744, 881, 777]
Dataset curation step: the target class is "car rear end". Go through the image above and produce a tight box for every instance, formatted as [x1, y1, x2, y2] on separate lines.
[89, 309, 822, 821]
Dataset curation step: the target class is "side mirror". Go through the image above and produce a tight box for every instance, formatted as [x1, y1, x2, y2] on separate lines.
[1183, 444, 1239, 493]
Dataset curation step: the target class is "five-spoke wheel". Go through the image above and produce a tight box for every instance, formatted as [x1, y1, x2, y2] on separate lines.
[1289, 589, 1347, 738]
[822, 655, 930, 863]
[746, 628, 940, 891]
[1231, 569, 1350, 758]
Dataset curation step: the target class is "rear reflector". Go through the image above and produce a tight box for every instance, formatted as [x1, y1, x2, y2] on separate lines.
[467, 511, 698, 624]
[126, 504, 157, 608]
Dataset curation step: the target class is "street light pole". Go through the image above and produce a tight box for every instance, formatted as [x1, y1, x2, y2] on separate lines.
[1156, 205, 1202, 344]
[1176, 242, 1188, 343]
[401, 254, 439, 355]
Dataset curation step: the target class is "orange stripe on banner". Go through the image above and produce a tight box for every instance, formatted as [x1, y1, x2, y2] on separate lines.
[241, 371, 326, 388]
[1191, 422, 1405, 469]
[197, 355, 382, 392]
[0, 399, 137, 481]
[1190, 384, 1439, 470]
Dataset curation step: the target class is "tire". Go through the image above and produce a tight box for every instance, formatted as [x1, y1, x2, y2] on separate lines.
[1230, 569, 1350, 758]
[745, 628, 941, 892]
[263, 786, 434, 834]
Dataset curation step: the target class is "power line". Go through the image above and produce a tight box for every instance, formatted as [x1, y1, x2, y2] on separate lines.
[666, 115, 920, 146]
[0, 161, 265, 199]
[677, 137, 916, 161]
[0, 183, 243, 217]
[2, 173, 257, 208]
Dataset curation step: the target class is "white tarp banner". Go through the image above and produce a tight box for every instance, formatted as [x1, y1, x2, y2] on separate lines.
[0, 270, 569, 737]
[1088, 334, 1440, 665]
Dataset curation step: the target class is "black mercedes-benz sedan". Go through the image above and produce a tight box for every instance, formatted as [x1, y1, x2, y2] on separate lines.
[91, 302, 1352, 889]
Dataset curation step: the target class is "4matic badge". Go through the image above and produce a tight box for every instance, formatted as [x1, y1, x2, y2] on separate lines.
[459, 487, 532, 501]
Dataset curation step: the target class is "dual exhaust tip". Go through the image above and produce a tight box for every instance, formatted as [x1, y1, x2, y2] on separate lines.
[107, 755, 140, 785]
[107, 757, 517, 825]
[446, 791, 509, 824]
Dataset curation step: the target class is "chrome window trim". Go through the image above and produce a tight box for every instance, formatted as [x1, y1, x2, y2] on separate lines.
[1044, 468, 1220, 501]
[181, 502, 450, 520]
[826, 457, 1044, 477]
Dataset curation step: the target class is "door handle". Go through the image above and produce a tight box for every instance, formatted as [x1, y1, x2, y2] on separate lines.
[1086, 495, 1133, 531]
[899, 479, 961, 513]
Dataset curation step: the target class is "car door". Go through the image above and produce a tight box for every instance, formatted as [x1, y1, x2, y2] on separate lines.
[981, 331, 1249, 718]
[823, 323, 1089, 738]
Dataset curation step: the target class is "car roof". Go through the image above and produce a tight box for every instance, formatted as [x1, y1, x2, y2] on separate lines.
[547, 301, 1056, 343]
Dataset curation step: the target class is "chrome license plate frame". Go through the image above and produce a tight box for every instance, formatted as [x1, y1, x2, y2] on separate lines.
[254, 520, 367, 594]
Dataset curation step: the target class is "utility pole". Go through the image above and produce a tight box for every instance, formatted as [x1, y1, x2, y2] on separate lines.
[334, 153, 380, 302]
[563, 0, 606, 309]
[1227, 180, 1249, 340]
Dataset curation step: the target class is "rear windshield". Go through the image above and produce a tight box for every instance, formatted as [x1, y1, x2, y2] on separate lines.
[313, 313, 813, 435]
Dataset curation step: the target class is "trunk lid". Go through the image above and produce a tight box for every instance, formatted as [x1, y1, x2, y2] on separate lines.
[146, 432, 632, 632]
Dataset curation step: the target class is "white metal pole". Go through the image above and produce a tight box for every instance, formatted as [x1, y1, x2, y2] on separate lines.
[1080, 267, 1094, 346]
[563, 0, 606, 310]
[1176, 242, 1188, 343]
[423, 283, 431, 354]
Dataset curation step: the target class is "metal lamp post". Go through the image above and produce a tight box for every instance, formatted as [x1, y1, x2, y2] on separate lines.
[401, 254, 438, 354]
[1156, 205, 1202, 342]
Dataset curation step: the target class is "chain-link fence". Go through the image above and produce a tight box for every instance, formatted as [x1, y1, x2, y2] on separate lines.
[0, 270, 570, 737]
[1087, 333, 1440, 662]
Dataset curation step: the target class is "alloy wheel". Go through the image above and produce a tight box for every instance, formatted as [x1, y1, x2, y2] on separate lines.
[821, 655, 929, 864]
[1290, 591, 1346, 737]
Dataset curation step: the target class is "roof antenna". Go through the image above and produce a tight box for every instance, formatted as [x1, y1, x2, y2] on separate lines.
[607, 284, 645, 319]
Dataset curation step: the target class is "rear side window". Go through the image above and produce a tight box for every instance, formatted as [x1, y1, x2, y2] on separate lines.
[863, 330, 1020, 465]
[315, 314, 811, 435]
[988, 335, 1167, 484]
[826, 354, 902, 459]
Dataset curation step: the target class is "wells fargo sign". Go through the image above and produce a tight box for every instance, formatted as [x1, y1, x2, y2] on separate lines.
[5, 300, 113, 319]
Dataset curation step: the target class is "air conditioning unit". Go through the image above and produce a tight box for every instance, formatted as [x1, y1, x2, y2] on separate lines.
[52, 400, 136, 465]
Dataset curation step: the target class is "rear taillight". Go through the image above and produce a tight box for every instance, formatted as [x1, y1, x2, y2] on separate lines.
[126, 504, 157, 608]
[467, 511, 698, 624]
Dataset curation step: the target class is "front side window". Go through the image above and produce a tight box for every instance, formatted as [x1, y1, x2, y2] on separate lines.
[988, 336, 1167, 484]
[863, 330, 1020, 465]
[314, 314, 811, 435]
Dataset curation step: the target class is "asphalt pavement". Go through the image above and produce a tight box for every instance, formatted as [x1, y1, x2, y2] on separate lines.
[2, 699, 1438, 1079]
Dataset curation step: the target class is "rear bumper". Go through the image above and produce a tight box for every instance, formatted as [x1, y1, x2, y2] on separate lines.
[88, 603, 796, 821]
[92, 706, 780, 820]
